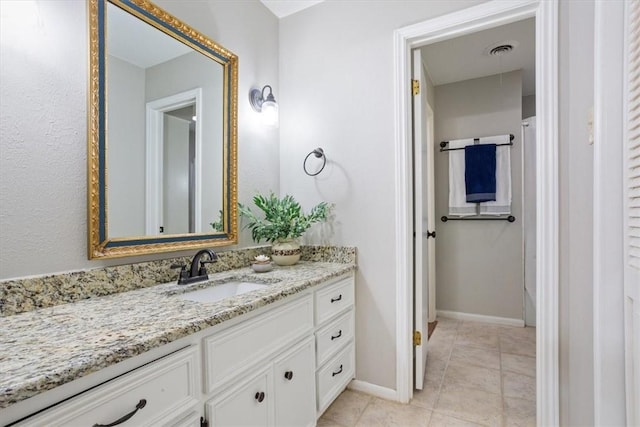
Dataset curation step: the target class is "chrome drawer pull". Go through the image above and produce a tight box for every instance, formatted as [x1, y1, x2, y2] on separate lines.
[92, 399, 146, 427]
[255, 391, 265, 403]
[332, 365, 343, 377]
[331, 330, 342, 340]
[330, 294, 342, 303]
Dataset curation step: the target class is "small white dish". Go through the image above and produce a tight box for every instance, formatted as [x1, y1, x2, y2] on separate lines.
[252, 262, 273, 273]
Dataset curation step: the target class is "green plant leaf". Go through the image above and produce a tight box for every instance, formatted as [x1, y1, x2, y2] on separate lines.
[238, 192, 330, 243]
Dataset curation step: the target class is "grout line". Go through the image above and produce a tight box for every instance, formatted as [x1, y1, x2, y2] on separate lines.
[427, 318, 459, 415]
[351, 395, 373, 427]
[428, 319, 538, 426]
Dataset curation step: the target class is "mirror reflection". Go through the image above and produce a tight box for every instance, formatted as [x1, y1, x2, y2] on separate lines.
[88, 0, 238, 259]
[106, 2, 223, 238]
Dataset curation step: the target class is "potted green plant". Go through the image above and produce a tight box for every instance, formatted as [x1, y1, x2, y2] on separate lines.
[238, 192, 330, 265]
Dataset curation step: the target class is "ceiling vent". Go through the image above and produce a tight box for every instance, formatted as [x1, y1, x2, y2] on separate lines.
[484, 40, 519, 57]
[489, 45, 513, 56]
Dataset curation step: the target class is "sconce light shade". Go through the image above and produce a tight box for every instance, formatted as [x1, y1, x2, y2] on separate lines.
[250, 85, 279, 127]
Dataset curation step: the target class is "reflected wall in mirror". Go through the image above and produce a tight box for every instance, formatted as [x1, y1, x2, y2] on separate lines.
[88, 0, 238, 259]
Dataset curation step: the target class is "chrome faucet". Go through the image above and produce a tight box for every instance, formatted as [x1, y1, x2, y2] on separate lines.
[171, 249, 218, 285]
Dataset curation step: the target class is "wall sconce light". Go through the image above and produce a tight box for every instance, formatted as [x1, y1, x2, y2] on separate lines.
[249, 85, 279, 127]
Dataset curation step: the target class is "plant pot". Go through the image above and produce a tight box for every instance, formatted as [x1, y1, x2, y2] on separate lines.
[271, 240, 301, 266]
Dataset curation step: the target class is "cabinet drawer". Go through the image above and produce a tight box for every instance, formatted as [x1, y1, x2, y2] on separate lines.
[315, 276, 354, 325]
[204, 295, 313, 392]
[316, 310, 354, 366]
[316, 343, 355, 414]
[19, 346, 200, 427]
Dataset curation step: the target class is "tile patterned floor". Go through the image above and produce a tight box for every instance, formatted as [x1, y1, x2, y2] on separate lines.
[318, 318, 536, 427]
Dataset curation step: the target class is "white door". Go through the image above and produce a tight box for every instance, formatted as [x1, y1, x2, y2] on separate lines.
[624, 1, 640, 423]
[413, 48, 434, 390]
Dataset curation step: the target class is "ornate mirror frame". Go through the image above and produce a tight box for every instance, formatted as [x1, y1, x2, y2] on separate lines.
[88, 0, 238, 259]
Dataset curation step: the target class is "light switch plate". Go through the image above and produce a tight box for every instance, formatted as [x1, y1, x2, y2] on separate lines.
[588, 106, 594, 145]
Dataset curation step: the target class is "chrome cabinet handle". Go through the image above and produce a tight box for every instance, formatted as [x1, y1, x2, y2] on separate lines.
[331, 330, 342, 340]
[93, 399, 146, 427]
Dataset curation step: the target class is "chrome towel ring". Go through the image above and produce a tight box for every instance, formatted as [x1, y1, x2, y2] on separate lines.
[303, 147, 326, 176]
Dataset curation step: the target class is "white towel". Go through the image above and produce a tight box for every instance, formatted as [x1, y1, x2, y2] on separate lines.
[448, 138, 477, 216]
[478, 135, 512, 215]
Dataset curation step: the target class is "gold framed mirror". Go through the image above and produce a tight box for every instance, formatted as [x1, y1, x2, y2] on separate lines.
[88, 0, 238, 259]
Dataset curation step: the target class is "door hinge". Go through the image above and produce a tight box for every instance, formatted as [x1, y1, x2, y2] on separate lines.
[413, 330, 422, 346]
[412, 79, 420, 95]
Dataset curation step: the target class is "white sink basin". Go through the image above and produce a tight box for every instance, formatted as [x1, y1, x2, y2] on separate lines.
[177, 281, 268, 303]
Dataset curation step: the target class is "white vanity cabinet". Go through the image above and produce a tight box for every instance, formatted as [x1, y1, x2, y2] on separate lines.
[206, 337, 316, 427]
[14, 346, 201, 427]
[202, 296, 314, 393]
[313, 275, 356, 415]
[202, 272, 356, 425]
[202, 294, 317, 427]
[7, 271, 355, 427]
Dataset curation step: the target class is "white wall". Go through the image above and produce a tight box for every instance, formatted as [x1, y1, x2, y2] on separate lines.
[107, 55, 146, 237]
[0, 0, 279, 280]
[278, 0, 486, 390]
[433, 70, 524, 321]
[279, 0, 601, 420]
[522, 94, 536, 119]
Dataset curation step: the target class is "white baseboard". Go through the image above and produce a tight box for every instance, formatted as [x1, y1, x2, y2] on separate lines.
[348, 380, 398, 401]
[437, 310, 525, 327]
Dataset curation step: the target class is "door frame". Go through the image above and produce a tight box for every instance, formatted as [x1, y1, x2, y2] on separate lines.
[145, 88, 203, 235]
[392, 1, 559, 425]
[425, 102, 436, 325]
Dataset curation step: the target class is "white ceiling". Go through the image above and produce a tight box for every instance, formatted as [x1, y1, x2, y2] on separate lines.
[260, 0, 325, 18]
[420, 18, 536, 96]
[107, 3, 191, 69]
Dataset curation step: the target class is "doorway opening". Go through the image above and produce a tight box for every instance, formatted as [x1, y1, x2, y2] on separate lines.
[411, 17, 537, 423]
[394, 1, 558, 425]
[145, 88, 203, 235]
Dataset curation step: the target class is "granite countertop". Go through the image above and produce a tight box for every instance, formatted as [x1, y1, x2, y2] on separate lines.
[0, 261, 355, 409]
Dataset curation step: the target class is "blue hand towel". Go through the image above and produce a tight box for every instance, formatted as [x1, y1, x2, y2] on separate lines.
[464, 144, 497, 203]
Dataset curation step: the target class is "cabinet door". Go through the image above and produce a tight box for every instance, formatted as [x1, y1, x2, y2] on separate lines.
[273, 338, 316, 427]
[206, 367, 272, 427]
